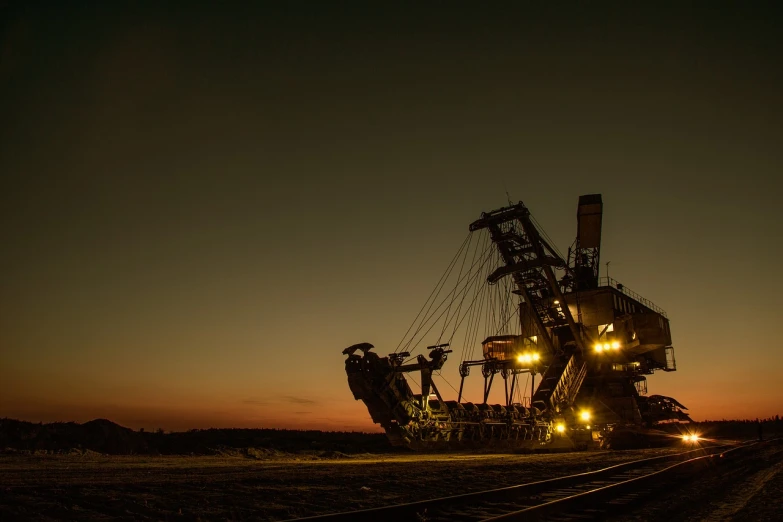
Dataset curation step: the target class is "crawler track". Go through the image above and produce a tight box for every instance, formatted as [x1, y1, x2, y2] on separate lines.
[288, 441, 767, 521]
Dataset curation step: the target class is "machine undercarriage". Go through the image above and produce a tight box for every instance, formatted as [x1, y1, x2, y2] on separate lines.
[344, 195, 691, 450]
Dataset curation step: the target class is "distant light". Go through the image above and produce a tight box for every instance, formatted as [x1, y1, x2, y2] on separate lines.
[553, 300, 560, 305]
[555, 423, 566, 433]
[611, 341, 620, 350]
[518, 354, 532, 364]
[603, 343, 611, 350]
[594, 343, 603, 352]
[580, 410, 591, 422]
[586, 425, 591, 430]
[532, 353, 540, 361]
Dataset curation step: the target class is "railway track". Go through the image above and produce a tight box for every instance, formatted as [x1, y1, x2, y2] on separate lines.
[288, 440, 776, 522]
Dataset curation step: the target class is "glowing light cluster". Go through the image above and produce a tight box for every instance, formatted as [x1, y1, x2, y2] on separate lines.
[517, 352, 541, 364]
[683, 434, 700, 442]
[594, 341, 621, 352]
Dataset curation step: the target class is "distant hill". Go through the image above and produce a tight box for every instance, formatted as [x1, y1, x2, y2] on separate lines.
[0, 418, 395, 455]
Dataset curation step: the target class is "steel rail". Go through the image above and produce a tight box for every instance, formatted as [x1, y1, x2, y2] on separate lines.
[486, 439, 777, 521]
[284, 442, 748, 522]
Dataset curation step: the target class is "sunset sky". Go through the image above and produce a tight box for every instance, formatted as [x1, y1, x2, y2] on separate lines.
[2, 3, 781, 432]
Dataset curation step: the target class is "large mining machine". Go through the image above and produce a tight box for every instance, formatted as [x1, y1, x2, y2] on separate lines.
[343, 195, 690, 450]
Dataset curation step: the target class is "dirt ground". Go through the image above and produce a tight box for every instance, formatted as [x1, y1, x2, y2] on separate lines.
[0, 447, 688, 521]
[2, 444, 780, 521]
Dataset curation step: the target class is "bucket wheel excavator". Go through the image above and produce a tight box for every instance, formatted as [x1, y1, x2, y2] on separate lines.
[344, 195, 690, 450]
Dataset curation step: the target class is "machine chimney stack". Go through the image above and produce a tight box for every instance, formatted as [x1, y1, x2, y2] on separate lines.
[571, 194, 603, 290]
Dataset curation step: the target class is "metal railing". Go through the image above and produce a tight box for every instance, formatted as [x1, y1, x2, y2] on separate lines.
[598, 277, 668, 317]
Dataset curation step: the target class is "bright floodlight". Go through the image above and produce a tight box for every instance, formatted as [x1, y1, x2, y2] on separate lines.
[594, 343, 603, 352]
[603, 342, 611, 350]
[555, 423, 566, 433]
[580, 410, 591, 422]
[532, 353, 540, 361]
[611, 341, 620, 349]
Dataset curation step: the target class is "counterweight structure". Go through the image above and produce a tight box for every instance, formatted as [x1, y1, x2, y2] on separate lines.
[344, 195, 690, 450]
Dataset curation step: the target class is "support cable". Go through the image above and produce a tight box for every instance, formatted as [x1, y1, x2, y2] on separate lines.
[460, 232, 489, 363]
[404, 248, 495, 354]
[398, 237, 490, 355]
[439, 231, 474, 342]
[394, 233, 471, 353]
[401, 246, 492, 356]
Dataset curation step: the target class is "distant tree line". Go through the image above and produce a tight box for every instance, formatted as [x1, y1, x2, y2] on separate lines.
[686, 416, 783, 439]
[0, 418, 395, 455]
